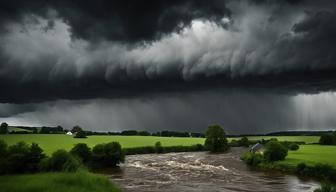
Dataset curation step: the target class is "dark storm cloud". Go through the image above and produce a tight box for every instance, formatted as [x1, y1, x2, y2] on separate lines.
[0, 0, 336, 103]
[0, 0, 230, 42]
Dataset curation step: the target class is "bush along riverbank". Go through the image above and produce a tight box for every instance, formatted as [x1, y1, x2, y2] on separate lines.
[241, 140, 336, 183]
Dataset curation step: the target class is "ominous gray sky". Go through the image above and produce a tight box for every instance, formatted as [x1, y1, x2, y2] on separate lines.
[1, 0, 336, 134]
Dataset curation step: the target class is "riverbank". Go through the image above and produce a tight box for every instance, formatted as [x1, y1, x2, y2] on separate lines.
[242, 144, 336, 183]
[0, 171, 120, 192]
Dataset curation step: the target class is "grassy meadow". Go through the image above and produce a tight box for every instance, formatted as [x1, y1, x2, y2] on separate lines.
[275, 144, 336, 168]
[0, 134, 320, 154]
[0, 134, 206, 154]
[0, 171, 120, 192]
[243, 136, 319, 144]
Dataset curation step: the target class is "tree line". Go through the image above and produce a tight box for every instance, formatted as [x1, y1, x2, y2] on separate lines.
[0, 122, 206, 138]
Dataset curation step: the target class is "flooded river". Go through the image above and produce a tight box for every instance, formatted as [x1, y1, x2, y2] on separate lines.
[107, 148, 319, 192]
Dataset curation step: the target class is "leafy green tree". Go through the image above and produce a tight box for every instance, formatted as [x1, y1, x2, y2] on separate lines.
[27, 143, 45, 172]
[154, 141, 163, 153]
[104, 142, 125, 167]
[39, 127, 50, 134]
[0, 122, 8, 134]
[71, 125, 83, 133]
[70, 143, 92, 163]
[264, 141, 288, 162]
[49, 149, 80, 172]
[92, 142, 124, 168]
[239, 136, 249, 147]
[74, 130, 87, 138]
[7, 141, 31, 173]
[289, 143, 300, 151]
[319, 134, 336, 145]
[204, 124, 229, 153]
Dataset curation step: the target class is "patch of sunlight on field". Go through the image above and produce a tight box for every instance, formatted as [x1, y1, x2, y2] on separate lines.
[0, 134, 205, 154]
[276, 145, 336, 168]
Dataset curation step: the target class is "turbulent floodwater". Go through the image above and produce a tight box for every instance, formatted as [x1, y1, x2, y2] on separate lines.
[107, 148, 319, 192]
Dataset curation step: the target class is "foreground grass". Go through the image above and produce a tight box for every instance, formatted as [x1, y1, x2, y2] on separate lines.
[0, 171, 120, 192]
[275, 145, 336, 168]
[0, 134, 205, 154]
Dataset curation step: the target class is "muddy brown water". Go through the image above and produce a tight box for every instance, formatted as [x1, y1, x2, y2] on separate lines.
[106, 148, 320, 192]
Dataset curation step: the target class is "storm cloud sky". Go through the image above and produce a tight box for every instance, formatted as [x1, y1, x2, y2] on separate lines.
[1, 0, 336, 133]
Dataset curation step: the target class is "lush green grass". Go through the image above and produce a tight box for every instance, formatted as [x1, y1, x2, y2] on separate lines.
[275, 144, 336, 168]
[0, 134, 320, 154]
[244, 136, 319, 144]
[0, 171, 120, 192]
[0, 134, 205, 154]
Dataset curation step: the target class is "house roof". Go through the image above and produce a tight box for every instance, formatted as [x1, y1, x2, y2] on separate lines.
[250, 143, 264, 152]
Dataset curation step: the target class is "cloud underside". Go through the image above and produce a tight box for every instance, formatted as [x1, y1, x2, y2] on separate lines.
[0, 0, 336, 104]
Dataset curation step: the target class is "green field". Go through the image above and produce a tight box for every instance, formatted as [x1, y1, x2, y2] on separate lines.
[244, 136, 319, 144]
[0, 171, 120, 192]
[0, 134, 321, 155]
[0, 134, 205, 154]
[275, 144, 336, 168]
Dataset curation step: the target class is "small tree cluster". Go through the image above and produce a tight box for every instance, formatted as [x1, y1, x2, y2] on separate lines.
[320, 133, 336, 145]
[0, 140, 45, 174]
[0, 140, 125, 175]
[264, 141, 288, 162]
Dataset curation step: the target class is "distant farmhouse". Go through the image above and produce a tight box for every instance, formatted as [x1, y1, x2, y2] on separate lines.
[250, 143, 265, 154]
[66, 131, 73, 135]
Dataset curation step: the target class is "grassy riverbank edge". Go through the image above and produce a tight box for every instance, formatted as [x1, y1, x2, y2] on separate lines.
[0, 171, 120, 192]
[243, 155, 336, 183]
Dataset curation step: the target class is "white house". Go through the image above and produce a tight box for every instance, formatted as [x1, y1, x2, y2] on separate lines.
[66, 131, 73, 135]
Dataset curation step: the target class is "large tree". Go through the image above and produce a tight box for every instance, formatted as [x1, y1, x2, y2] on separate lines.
[204, 124, 229, 153]
[0, 122, 8, 134]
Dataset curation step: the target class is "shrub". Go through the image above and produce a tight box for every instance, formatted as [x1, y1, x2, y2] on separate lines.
[92, 142, 124, 168]
[289, 143, 300, 151]
[70, 143, 92, 163]
[314, 183, 336, 192]
[0, 139, 7, 157]
[296, 162, 336, 181]
[264, 141, 288, 162]
[0, 140, 8, 174]
[74, 130, 87, 138]
[7, 141, 31, 173]
[241, 152, 263, 166]
[239, 137, 249, 147]
[204, 124, 229, 153]
[48, 149, 80, 172]
[296, 162, 308, 175]
[154, 141, 163, 153]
